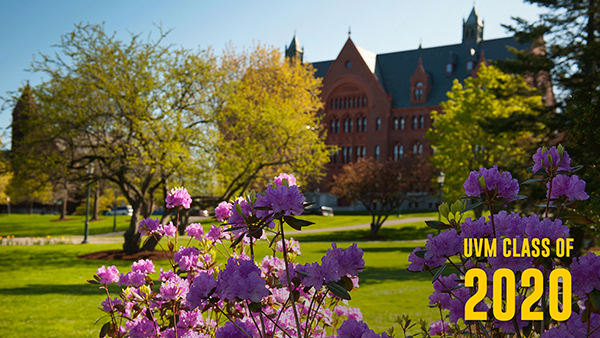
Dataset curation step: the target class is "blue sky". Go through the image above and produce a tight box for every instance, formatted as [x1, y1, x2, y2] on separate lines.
[0, 0, 546, 149]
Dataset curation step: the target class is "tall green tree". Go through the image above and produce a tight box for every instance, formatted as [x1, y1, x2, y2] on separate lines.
[31, 24, 215, 253]
[427, 65, 545, 204]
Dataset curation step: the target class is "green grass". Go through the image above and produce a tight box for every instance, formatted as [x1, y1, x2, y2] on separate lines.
[0, 214, 132, 237]
[0, 240, 438, 337]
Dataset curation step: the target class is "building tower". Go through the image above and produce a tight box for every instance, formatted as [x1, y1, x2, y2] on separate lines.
[462, 6, 484, 44]
[285, 34, 304, 62]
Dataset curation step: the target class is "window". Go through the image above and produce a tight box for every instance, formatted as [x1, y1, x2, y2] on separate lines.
[362, 97, 367, 106]
[466, 60, 474, 71]
[418, 144, 423, 155]
[349, 119, 353, 132]
[413, 144, 417, 154]
[446, 63, 453, 73]
[375, 145, 380, 160]
[357, 118, 362, 132]
[415, 82, 423, 100]
[348, 147, 352, 162]
[376, 118, 381, 130]
[345, 60, 352, 68]
[353, 97, 357, 108]
[363, 118, 367, 131]
[342, 147, 347, 163]
[394, 118, 398, 130]
[393, 145, 398, 161]
[335, 99, 339, 109]
[344, 98, 347, 109]
[361, 146, 366, 158]
[412, 116, 417, 129]
[399, 145, 403, 160]
[400, 117, 405, 130]
[344, 119, 348, 133]
[330, 99, 334, 109]
[335, 120, 340, 133]
[419, 116, 424, 129]
[330, 120, 335, 134]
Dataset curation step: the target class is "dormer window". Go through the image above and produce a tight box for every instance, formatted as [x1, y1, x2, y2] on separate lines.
[410, 58, 430, 105]
[414, 82, 424, 100]
[446, 63, 453, 74]
[466, 60, 474, 71]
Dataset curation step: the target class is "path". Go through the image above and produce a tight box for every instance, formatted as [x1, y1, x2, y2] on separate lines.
[1, 216, 433, 245]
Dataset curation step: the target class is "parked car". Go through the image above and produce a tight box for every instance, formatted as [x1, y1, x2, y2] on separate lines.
[106, 206, 133, 216]
[152, 209, 165, 216]
[304, 205, 334, 216]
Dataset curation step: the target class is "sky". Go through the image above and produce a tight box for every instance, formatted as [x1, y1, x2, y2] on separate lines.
[0, 0, 547, 149]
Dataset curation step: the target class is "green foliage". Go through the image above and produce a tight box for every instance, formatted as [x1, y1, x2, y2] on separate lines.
[427, 65, 545, 203]
[213, 45, 330, 199]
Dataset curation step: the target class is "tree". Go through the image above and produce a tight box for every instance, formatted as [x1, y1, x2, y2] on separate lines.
[211, 45, 330, 201]
[427, 65, 545, 204]
[31, 24, 215, 253]
[330, 156, 434, 237]
[500, 1, 600, 226]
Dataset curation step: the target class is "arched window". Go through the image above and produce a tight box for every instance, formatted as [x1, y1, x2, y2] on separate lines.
[418, 144, 423, 155]
[362, 96, 367, 106]
[413, 143, 418, 154]
[376, 118, 381, 131]
[357, 118, 362, 132]
[344, 119, 348, 133]
[394, 118, 398, 130]
[415, 82, 423, 100]
[400, 117, 405, 130]
[362, 146, 366, 158]
[393, 145, 398, 161]
[412, 116, 417, 129]
[348, 147, 352, 162]
[335, 120, 340, 133]
[330, 99, 334, 109]
[330, 120, 335, 134]
[375, 145, 380, 160]
[399, 145, 404, 160]
[356, 146, 361, 158]
[353, 97, 357, 108]
[363, 118, 367, 131]
[342, 147, 348, 163]
[349, 119, 353, 133]
[419, 116, 424, 129]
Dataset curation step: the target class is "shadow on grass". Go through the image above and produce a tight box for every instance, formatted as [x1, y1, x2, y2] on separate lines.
[0, 283, 122, 296]
[293, 225, 436, 243]
[359, 265, 462, 285]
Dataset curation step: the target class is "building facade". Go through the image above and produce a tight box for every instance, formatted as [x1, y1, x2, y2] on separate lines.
[288, 7, 551, 209]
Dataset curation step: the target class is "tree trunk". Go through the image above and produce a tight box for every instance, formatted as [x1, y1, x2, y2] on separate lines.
[123, 206, 142, 254]
[60, 189, 68, 219]
[92, 182, 100, 220]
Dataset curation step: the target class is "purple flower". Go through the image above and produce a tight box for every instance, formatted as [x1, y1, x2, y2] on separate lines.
[138, 217, 162, 237]
[177, 310, 203, 329]
[97, 265, 119, 285]
[460, 216, 492, 239]
[185, 223, 204, 240]
[547, 174, 589, 201]
[532, 146, 571, 174]
[337, 243, 365, 277]
[570, 252, 600, 298]
[463, 166, 519, 201]
[159, 275, 189, 300]
[429, 320, 451, 336]
[166, 187, 192, 209]
[131, 259, 155, 275]
[523, 214, 569, 244]
[101, 296, 123, 312]
[118, 270, 146, 287]
[337, 319, 378, 338]
[228, 198, 254, 227]
[319, 255, 341, 285]
[215, 319, 257, 338]
[187, 271, 217, 310]
[274, 173, 297, 186]
[408, 246, 446, 272]
[159, 268, 176, 282]
[424, 229, 461, 260]
[205, 224, 224, 243]
[174, 246, 200, 272]
[163, 222, 177, 237]
[126, 316, 157, 338]
[263, 184, 305, 216]
[214, 201, 233, 222]
[217, 257, 268, 303]
[275, 237, 301, 255]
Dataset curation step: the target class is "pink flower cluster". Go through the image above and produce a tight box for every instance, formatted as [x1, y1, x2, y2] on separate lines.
[165, 187, 192, 209]
[214, 201, 233, 222]
[139, 217, 176, 237]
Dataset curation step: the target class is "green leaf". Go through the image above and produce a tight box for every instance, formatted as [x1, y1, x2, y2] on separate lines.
[339, 276, 354, 291]
[570, 164, 584, 173]
[327, 282, 351, 300]
[87, 279, 101, 285]
[561, 213, 595, 225]
[414, 249, 427, 258]
[589, 289, 600, 314]
[432, 263, 447, 283]
[520, 178, 544, 185]
[283, 215, 315, 231]
[229, 233, 246, 248]
[460, 201, 483, 214]
[425, 220, 451, 230]
[248, 301, 263, 313]
[99, 322, 110, 338]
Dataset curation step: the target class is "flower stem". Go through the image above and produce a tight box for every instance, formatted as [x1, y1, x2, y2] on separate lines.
[280, 218, 302, 338]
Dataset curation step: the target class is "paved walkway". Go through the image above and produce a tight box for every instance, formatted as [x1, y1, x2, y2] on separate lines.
[1, 216, 433, 245]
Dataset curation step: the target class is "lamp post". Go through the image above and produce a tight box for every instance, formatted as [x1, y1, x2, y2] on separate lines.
[82, 163, 95, 244]
[437, 171, 445, 222]
[112, 192, 117, 233]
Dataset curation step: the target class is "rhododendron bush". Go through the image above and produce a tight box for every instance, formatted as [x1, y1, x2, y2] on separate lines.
[90, 174, 389, 338]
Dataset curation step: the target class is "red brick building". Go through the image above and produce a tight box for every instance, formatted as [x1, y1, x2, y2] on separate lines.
[289, 7, 545, 209]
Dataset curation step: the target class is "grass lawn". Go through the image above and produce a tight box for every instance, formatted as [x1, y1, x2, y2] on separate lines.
[0, 214, 132, 237]
[0, 240, 439, 337]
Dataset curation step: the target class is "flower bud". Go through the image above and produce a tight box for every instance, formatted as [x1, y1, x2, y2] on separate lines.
[450, 202, 458, 216]
[547, 154, 554, 166]
[438, 202, 450, 219]
[557, 144, 565, 158]
[478, 176, 486, 190]
[542, 146, 548, 154]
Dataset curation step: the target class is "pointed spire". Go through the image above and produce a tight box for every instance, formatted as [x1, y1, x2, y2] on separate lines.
[348, 26, 351, 38]
[463, 5, 484, 43]
[418, 37, 423, 49]
[285, 33, 304, 62]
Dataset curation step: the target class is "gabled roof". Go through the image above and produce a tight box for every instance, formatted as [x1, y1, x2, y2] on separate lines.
[311, 36, 529, 109]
